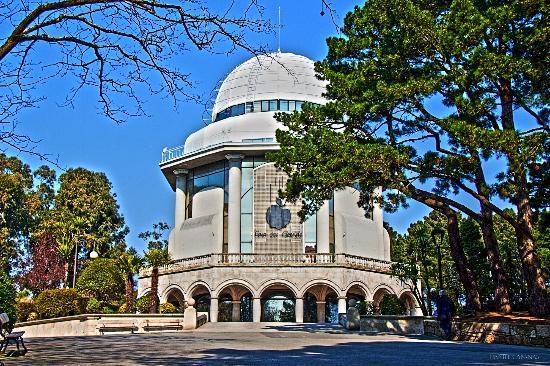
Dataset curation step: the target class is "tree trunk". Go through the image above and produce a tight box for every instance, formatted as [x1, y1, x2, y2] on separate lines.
[446, 212, 482, 314]
[516, 194, 549, 316]
[63, 262, 69, 288]
[150, 267, 159, 313]
[499, 79, 549, 316]
[478, 212, 512, 314]
[125, 276, 135, 313]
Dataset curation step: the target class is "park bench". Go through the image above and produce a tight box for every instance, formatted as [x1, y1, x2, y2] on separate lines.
[97, 320, 138, 335]
[143, 319, 182, 332]
[0, 313, 27, 356]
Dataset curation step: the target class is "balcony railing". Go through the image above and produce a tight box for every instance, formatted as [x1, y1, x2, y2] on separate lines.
[139, 253, 393, 277]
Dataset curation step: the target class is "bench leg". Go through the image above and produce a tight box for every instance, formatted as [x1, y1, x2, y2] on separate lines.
[19, 338, 27, 353]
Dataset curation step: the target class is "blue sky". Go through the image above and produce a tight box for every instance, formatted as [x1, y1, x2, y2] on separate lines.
[5, 0, 479, 253]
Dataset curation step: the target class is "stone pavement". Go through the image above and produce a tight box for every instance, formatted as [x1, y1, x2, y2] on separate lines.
[1, 322, 548, 365]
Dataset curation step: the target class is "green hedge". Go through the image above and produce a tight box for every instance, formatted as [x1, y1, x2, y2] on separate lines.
[160, 302, 177, 314]
[16, 300, 36, 322]
[379, 294, 407, 315]
[76, 258, 125, 302]
[0, 271, 17, 330]
[34, 289, 85, 319]
[136, 294, 152, 314]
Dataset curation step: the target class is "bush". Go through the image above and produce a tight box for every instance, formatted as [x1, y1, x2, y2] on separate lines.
[86, 298, 103, 314]
[16, 299, 36, 322]
[160, 302, 177, 314]
[27, 312, 38, 321]
[136, 294, 152, 314]
[76, 258, 125, 302]
[0, 271, 17, 330]
[379, 294, 407, 315]
[34, 289, 84, 319]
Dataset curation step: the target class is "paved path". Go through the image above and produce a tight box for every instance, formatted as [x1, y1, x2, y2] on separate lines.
[1, 323, 548, 365]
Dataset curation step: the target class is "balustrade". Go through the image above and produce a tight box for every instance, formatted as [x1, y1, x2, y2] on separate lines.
[139, 252, 393, 277]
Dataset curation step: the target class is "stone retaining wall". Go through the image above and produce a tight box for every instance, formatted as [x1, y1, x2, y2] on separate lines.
[360, 315, 424, 335]
[14, 313, 201, 338]
[424, 319, 550, 348]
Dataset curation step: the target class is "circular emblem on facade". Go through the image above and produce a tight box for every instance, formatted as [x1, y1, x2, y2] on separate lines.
[266, 197, 291, 230]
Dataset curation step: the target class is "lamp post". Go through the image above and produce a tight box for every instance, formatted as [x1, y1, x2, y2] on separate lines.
[431, 227, 445, 291]
[72, 239, 99, 288]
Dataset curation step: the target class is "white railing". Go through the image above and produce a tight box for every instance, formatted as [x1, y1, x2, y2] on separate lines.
[139, 253, 393, 277]
[161, 145, 185, 163]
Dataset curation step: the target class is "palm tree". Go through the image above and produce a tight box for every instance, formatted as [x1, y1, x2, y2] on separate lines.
[118, 247, 143, 313]
[140, 222, 171, 313]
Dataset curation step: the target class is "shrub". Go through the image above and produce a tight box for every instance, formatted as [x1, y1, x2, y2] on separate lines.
[0, 271, 17, 330]
[118, 303, 129, 314]
[379, 294, 406, 315]
[86, 298, 103, 314]
[34, 289, 84, 319]
[160, 302, 177, 314]
[136, 294, 152, 314]
[76, 258, 125, 302]
[27, 312, 38, 321]
[16, 299, 36, 322]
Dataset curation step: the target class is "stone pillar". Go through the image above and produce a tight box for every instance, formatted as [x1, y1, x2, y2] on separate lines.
[316, 301, 326, 323]
[210, 297, 218, 323]
[226, 154, 244, 254]
[253, 298, 261, 322]
[316, 201, 330, 253]
[338, 297, 347, 314]
[173, 169, 188, 246]
[295, 298, 304, 323]
[231, 300, 241, 322]
[183, 298, 197, 330]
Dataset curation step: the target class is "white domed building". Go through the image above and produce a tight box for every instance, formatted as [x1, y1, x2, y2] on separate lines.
[139, 52, 420, 323]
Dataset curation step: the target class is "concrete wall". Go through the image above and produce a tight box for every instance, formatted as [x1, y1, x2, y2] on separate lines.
[334, 187, 389, 261]
[13, 314, 196, 338]
[173, 187, 224, 259]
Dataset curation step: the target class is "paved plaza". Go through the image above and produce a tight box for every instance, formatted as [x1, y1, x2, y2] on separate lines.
[1, 323, 548, 365]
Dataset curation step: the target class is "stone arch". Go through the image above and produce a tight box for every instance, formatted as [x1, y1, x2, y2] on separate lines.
[187, 281, 212, 298]
[259, 280, 297, 322]
[215, 280, 255, 322]
[214, 279, 257, 298]
[301, 280, 340, 324]
[257, 279, 299, 298]
[138, 287, 152, 299]
[372, 284, 396, 314]
[399, 290, 420, 316]
[344, 281, 371, 300]
[160, 284, 187, 302]
[300, 279, 343, 298]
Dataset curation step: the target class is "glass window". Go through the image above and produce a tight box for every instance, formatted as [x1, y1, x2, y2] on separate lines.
[261, 100, 269, 112]
[289, 100, 296, 111]
[240, 214, 253, 243]
[241, 242, 253, 254]
[296, 101, 303, 111]
[253, 156, 267, 168]
[280, 100, 289, 111]
[304, 213, 317, 249]
[245, 102, 253, 113]
[269, 100, 278, 111]
[232, 103, 245, 116]
[254, 101, 261, 112]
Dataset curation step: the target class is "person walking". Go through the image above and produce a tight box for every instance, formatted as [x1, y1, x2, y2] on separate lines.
[436, 290, 455, 340]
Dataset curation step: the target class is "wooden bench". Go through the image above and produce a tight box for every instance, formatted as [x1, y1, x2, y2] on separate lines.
[143, 319, 182, 332]
[97, 321, 138, 335]
[0, 313, 27, 356]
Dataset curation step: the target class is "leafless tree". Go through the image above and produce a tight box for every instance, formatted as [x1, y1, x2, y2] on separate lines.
[0, 0, 272, 156]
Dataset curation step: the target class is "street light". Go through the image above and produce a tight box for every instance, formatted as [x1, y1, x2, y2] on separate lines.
[431, 227, 445, 291]
[72, 239, 99, 288]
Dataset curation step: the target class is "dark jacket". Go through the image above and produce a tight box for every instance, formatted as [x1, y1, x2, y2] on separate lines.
[436, 295, 455, 321]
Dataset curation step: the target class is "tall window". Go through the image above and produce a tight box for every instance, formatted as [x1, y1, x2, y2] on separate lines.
[240, 156, 267, 253]
[303, 208, 317, 253]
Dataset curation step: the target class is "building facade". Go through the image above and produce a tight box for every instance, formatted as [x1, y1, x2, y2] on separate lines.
[138, 53, 420, 322]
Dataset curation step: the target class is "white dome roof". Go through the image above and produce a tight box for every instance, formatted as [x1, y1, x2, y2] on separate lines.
[212, 52, 326, 120]
[184, 52, 326, 155]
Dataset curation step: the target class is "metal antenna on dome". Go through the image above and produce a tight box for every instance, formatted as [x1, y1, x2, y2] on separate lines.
[277, 6, 281, 53]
